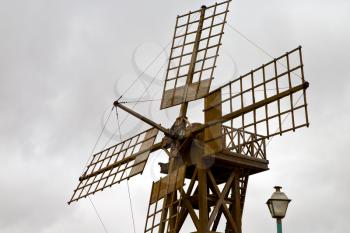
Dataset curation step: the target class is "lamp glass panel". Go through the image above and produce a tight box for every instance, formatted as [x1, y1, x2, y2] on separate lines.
[271, 199, 289, 218]
[267, 201, 275, 217]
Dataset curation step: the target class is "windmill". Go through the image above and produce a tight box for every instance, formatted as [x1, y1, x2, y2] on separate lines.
[68, 1, 310, 232]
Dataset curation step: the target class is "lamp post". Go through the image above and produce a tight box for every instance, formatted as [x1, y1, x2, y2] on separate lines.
[266, 186, 291, 233]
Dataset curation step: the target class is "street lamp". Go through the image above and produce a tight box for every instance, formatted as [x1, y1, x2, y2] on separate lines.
[266, 186, 291, 233]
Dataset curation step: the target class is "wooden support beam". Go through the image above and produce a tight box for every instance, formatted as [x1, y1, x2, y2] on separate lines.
[197, 168, 209, 233]
[176, 169, 198, 232]
[180, 188, 201, 229]
[211, 207, 223, 231]
[179, 6, 206, 117]
[233, 169, 242, 233]
[208, 170, 235, 228]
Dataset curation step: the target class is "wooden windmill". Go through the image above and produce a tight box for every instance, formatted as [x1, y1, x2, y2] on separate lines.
[69, 1, 310, 232]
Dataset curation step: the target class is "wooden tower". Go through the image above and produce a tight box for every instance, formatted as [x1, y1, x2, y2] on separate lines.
[69, 1, 310, 232]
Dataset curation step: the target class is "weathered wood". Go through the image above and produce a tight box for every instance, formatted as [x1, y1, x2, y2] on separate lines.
[179, 5, 206, 117]
[68, 2, 311, 233]
[204, 89, 223, 156]
[197, 168, 209, 233]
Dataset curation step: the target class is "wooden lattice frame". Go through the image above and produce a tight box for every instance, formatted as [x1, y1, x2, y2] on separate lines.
[161, 0, 231, 109]
[68, 128, 158, 204]
[205, 46, 309, 138]
[144, 166, 186, 233]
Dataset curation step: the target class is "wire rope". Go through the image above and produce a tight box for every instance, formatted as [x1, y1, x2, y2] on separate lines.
[115, 107, 137, 233]
[224, 20, 303, 80]
[89, 197, 110, 233]
[80, 107, 114, 233]
[266, 92, 304, 146]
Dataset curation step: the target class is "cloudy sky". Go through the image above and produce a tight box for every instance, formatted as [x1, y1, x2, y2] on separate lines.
[1, 0, 349, 232]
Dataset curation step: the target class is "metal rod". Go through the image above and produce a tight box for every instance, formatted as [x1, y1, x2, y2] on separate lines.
[114, 101, 171, 136]
[277, 218, 282, 233]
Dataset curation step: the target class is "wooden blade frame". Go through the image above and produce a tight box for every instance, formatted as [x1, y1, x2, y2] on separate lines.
[144, 166, 186, 233]
[160, 0, 231, 109]
[68, 128, 159, 204]
[204, 46, 309, 144]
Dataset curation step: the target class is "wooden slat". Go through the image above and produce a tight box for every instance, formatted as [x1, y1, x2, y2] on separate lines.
[145, 166, 186, 233]
[204, 89, 223, 156]
[150, 166, 186, 204]
[161, 79, 211, 109]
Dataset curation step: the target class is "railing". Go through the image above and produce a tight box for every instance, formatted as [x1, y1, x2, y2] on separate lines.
[222, 126, 266, 160]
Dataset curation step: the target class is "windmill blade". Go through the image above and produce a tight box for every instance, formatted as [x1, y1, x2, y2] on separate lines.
[144, 166, 186, 233]
[160, 0, 231, 109]
[203, 46, 309, 155]
[68, 127, 160, 204]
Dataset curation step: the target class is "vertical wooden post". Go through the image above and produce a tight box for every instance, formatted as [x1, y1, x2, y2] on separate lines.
[158, 154, 176, 233]
[168, 191, 177, 231]
[233, 169, 242, 233]
[224, 169, 242, 233]
[197, 168, 209, 233]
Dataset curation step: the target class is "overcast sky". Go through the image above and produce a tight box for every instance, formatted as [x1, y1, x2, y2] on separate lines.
[1, 0, 350, 233]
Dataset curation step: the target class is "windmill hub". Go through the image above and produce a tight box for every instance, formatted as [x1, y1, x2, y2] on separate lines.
[169, 117, 188, 140]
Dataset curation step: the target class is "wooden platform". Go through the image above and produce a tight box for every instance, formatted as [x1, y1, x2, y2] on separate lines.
[159, 150, 268, 185]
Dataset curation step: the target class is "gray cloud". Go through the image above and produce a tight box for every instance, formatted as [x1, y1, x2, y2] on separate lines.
[0, 0, 349, 232]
